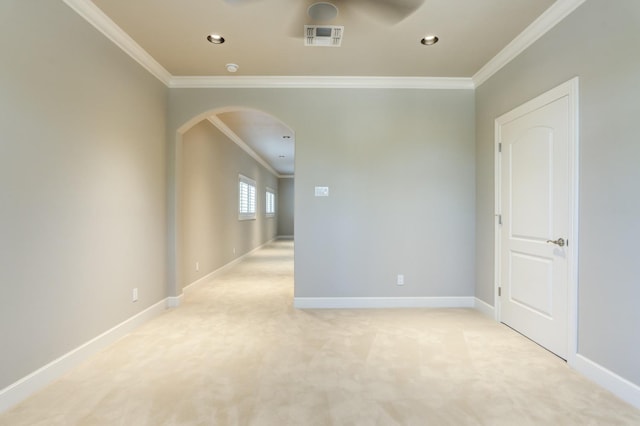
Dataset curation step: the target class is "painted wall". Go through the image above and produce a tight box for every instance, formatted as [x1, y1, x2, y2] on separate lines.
[181, 120, 278, 288]
[0, 2, 168, 389]
[277, 178, 295, 237]
[169, 88, 475, 299]
[475, 0, 640, 385]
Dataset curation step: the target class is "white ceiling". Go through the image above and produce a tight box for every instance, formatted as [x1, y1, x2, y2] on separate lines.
[72, 0, 573, 177]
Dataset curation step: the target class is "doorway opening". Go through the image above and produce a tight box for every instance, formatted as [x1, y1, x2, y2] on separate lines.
[174, 107, 295, 297]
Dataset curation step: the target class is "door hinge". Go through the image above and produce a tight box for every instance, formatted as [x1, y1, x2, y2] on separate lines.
[498, 287, 502, 297]
[498, 142, 502, 153]
[496, 214, 502, 225]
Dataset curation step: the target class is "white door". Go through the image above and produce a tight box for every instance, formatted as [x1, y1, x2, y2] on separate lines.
[496, 81, 577, 360]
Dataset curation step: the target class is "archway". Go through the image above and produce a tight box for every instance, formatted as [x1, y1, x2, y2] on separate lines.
[168, 107, 295, 301]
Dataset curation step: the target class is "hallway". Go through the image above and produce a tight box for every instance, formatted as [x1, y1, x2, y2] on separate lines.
[2, 240, 639, 425]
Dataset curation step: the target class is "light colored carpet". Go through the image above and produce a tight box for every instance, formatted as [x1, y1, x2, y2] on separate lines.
[1, 240, 639, 425]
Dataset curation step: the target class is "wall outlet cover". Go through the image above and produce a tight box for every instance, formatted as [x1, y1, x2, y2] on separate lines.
[315, 186, 329, 197]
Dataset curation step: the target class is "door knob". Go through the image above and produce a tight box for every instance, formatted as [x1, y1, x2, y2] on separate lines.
[546, 238, 566, 247]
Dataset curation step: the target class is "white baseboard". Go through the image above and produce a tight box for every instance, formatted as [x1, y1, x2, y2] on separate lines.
[166, 295, 183, 308]
[0, 238, 282, 412]
[474, 297, 495, 318]
[0, 298, 168, 414]
[571, 354, 640, 410]
[293, 296, 475, 309]
[182, 238, 277, 294]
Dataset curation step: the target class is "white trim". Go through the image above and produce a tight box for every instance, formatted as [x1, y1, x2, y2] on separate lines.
[166, 295, 182, 308]
[473, 0, 586, 86]
[170, 76, 474, 90]
[494, 77, 580, 362]
[572, 355, 640, 410]
[265, 187, 276, 217]
[182, 238, 277, 293]
[293, 297, 475, 309]
[182, 256, 244, 293]
[0, 298, 168, 413]
[238, 174, 258, 221]
[0, 236, 279, 413]
[474, 298, 495, 318]
[61, 0, 171, 85]
[63, 0, 582, 90]
[207, 116, 280, 178]
[566, 78, 581, 366]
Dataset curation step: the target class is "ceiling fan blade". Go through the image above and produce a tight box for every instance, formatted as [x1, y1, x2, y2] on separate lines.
[355, 0, 424, 24]
[288, 2, 311, 38]
[223, 0, 259, 4]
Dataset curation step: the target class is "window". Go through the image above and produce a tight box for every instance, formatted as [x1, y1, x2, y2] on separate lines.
[265, 188, 276, 217]
[238, 175, 256, 220]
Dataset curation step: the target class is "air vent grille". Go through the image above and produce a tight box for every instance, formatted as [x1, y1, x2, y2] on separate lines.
[304, 25, 344, 47]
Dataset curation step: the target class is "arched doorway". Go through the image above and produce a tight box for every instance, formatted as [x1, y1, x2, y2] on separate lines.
[169, 107, 295, 301]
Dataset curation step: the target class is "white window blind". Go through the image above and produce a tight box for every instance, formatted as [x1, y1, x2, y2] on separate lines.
[265, 188, 275, 217]
[238, 175, 256, 220]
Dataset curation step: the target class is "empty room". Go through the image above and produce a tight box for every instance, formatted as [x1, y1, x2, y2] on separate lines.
[1, 0, 639, 424]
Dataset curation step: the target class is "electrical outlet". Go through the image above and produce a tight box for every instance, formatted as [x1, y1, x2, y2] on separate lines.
[195, 261, 199, 272]
[132, 288, 138, 302]
[397, 274, 405, 286]
[233, 248, 236, 255]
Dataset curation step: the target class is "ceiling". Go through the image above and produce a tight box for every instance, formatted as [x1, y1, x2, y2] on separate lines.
[91, 0, 555, 77]
[214, 110, 295, 175]
[84, 0, 559, 177]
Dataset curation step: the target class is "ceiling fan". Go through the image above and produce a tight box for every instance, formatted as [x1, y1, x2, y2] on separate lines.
[289, 0, 424, 38]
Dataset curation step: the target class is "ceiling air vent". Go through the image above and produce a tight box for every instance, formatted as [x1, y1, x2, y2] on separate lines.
[304, 25, 343, 47]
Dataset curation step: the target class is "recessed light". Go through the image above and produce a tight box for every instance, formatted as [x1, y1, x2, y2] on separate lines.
[421, 35, 439, 46]
[207, 34, 225, 44]
[225, 63, 239, 73]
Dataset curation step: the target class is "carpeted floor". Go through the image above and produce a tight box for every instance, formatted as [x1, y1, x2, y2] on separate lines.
[1, 239, 639, 425]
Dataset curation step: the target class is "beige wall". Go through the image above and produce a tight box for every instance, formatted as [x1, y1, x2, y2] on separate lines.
[475, 0, 640, 385]
[168, 88, 476, 299]
[180, 120, 278, 288]
[277, 178, 294, 237]
[0, 2, 168, 389]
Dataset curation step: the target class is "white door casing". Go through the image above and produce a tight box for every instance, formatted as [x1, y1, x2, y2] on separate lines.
[495, 78, 579, 360]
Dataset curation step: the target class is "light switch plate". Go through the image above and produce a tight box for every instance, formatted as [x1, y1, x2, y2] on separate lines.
[315, 186, 329, 197]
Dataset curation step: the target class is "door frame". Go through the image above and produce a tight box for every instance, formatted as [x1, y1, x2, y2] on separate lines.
[494, 77, 580, 364]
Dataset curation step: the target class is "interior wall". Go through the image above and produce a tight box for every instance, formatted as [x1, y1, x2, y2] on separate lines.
[475, 0, 640, 385]
[169, 88, 476, 299]
[0, 1, 168, 390]
[277, 178, 295, 237]
[180, 120, 278, 288]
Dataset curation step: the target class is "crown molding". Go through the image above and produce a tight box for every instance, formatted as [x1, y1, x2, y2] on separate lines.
[62, 0, 172, 85]
[206, 116, 281, 178]
[64, 0, 583, 91]
[472, 0, 587, 87]
[169, 76, 474, 90]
